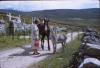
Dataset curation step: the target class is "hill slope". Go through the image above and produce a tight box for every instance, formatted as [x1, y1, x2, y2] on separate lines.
[0, 8, 100, 19]
[0, 8, 100, 26]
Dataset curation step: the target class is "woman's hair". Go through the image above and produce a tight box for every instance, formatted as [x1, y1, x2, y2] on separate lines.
[33, 18, 40, 24]
[34, 20, 38, 24]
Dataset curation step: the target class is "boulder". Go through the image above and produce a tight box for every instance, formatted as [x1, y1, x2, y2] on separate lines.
[82, 35, 100, 44]
[78, 58, 100, 68]
[83, 43, 100, 58]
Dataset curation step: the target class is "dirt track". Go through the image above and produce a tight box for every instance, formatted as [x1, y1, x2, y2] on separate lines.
[0, 32, 81, 68]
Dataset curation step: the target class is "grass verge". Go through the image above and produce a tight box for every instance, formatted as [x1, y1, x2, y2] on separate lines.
[28, 37, 81, 68]
[0, 36, 31, 50]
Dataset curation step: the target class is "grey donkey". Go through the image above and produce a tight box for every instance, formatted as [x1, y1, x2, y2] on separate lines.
[50, 26, 67, 53]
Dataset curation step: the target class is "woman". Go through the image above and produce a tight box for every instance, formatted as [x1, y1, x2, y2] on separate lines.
[31, 18, 40, 55]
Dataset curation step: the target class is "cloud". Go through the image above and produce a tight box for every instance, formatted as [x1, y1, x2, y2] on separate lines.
[0, 0, 99, 12]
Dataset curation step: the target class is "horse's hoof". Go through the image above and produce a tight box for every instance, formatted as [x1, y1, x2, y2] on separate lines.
[48, 49, 50, 51]
[41, 46, 44, 50]
[42, 48, 44, 50]
[48, 47, 50, 51]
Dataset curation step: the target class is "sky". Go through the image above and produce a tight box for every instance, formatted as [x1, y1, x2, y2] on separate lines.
[0, 0, 99, 12]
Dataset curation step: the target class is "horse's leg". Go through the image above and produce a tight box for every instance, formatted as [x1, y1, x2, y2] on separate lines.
[39, 34, 41, 39]
[41, 34, 45, 50]
[47, 34, 50, 50]
[43, 35, 45, 49]
[41, 37, 43, 50]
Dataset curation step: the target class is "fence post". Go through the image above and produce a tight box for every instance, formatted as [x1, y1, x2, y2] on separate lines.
[8, 21, 14, 40]
[24, 26, 26, 43]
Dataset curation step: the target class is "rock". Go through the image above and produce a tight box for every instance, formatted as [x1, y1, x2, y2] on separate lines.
[82, 35, 100, 44]
[78, 58, 100, 68]
[83, 43, 100, 58]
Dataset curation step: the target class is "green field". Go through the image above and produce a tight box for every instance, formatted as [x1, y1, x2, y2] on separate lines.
[0, 36, 31, 50]
[28, 37, 81, 68]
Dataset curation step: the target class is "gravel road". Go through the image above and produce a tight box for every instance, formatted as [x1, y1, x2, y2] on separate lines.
[0, 32, 81, 68]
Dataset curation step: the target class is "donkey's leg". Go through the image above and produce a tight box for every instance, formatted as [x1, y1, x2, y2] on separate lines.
[53, 43, 56, 54]
[62, 42, 65, 52]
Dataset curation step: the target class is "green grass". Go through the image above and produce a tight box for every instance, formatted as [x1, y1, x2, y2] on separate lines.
[0, 36, 31, 50]
[29, 37, 81, 68]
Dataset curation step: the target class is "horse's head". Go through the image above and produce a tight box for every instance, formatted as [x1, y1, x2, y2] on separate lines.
[44, 18, 49, 25]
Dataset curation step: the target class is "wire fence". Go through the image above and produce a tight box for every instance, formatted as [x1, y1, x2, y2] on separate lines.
[0, 26, 31, 41]
[0, 25, 82, 44]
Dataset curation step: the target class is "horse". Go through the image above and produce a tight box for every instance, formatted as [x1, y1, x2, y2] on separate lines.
[37, 18, 50, 50]
[50, 26, 67, 53]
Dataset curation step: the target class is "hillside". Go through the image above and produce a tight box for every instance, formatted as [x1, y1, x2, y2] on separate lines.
[0, 8, 99, 18]
[0, 8, 100, 26]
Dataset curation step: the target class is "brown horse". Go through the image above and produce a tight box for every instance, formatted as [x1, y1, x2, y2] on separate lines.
[37, 18, 50, 50]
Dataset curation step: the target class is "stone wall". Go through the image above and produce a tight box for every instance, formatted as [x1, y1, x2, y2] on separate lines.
[68, 28, 100, 68]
